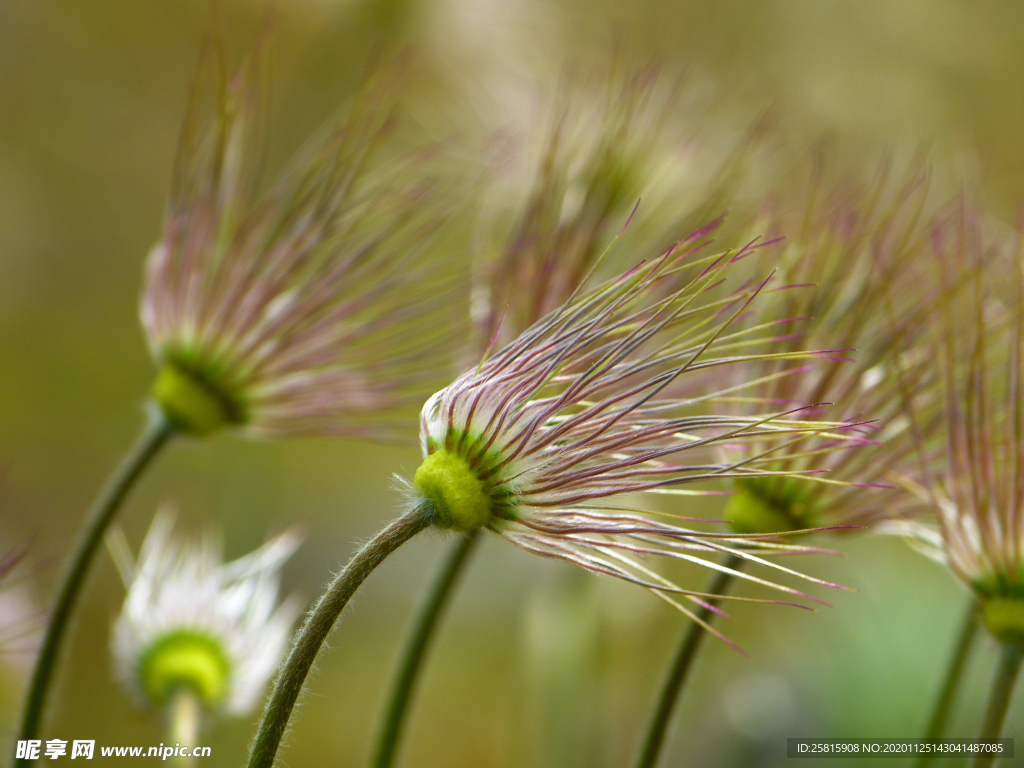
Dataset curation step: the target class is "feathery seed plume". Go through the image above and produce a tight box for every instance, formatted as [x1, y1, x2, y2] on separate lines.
[410, 228, 862, 647]
[141, 39, 462, 440]
[714, 156, 938, 533]
[886, 203, 1024, 643]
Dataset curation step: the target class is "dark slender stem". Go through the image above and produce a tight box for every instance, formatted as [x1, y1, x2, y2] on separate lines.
[971, 641, 1024, 768]
[372, 529, 480, 768]
[16, 412, 174, 760]
[916, 601, 981, 768]
[247, 507, 433, 768]
[633, 554, 744, 768]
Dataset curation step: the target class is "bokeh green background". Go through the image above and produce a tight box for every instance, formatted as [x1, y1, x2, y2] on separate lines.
[0, 1, 1022, 766]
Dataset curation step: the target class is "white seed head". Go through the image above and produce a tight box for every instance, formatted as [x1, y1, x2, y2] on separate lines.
[112, 507, 302, 715]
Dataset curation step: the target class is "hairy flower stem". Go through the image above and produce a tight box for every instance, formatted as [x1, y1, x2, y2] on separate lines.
[372, 530, 480, 768]
[170, 689, 200, 768]
[247, 507, 433, 768]
[17, 412, 174, 759]
[916, 601, 981, 768]
[971, 641, 1024, 768]
[633, 554, 744, 768]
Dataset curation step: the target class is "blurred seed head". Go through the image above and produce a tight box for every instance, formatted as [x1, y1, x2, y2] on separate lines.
[0, 544, 41, 693]
[0, 476, 41, 696]
[408, 227, 865, 650]
[884, 201, 1024, 641]
[112, 506, 302, 716]
[472, 64, 769, 355]
[140, 34, 466, 440]
[712, 153, 940, 532]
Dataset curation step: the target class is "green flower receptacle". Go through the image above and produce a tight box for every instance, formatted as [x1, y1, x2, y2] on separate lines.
[982, 597, 1024, 645]
[414, 450, 493, 531]
[138, 631, 230, 710]
[724, 491, 802, 535]
[153, 363, 237, 436]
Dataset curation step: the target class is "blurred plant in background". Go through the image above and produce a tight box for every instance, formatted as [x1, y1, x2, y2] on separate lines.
[3, 2, 1024, 767]
[881, 202, 1024, 764]
[142, 37, 464, 441]
[722, 154, 936, 534]
[0, 475, 40, 691]
[111, 508, 301, 757]
[0, 545, 40, 717]
[112, 510, 301, 712]
[472, 64, 766, 353]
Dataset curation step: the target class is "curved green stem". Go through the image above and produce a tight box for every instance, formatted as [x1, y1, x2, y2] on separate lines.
[17, 412, 174, 759]
[971, 641, 1024, 768]
[247, 507, 433, 768]
[916, 601, 981, 768]
[372, 529, 480, 768]
[633, 554, 743, 768]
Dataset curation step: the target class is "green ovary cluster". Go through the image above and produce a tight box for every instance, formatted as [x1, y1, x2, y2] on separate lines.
[137, 630, 231, 709]
[153, 358, 246, 435]
[724, 476, 815, 534]
[975, 576, 1024, 643]
[414, 449, 494, 532]
[981, 599, 1024, 644]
